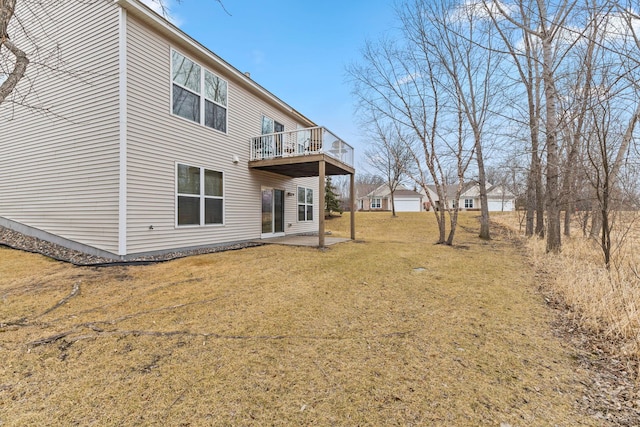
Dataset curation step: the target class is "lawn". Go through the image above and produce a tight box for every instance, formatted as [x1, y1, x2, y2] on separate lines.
[0, 212, 598, 425]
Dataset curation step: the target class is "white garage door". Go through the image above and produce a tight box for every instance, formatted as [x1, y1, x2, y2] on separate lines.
[394, 198, 421, 212]
[487, 200, 513, 212]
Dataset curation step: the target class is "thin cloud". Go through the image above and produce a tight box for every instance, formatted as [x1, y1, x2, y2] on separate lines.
[448, 0, 514, 24]
[396, 72, 421, 86]
[139, 0, 184, 27]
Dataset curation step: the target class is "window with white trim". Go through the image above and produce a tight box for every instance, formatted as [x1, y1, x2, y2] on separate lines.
[177, 164, 224, 226]
[298, 187, 313, 221]
[371, 198, 382, 209]
[172, 50, 227, 133]
[464, 198, 474, 209]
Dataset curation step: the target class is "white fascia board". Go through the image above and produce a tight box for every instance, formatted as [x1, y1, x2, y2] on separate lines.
[113, 0, 316, 128]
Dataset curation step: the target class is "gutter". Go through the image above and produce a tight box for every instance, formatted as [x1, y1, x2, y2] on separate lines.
[113, 0, 316, 127]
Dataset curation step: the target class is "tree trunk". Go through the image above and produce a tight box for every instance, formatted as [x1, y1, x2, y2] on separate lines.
[391, 190, 397, 217]
[541, 32, 561, 253]
[0, 0, 30, 105]
[589, 208, 602, 240]
[437, 209, 447, 244]
[525, 171, 535, 237]
[475, 131, 490, 240]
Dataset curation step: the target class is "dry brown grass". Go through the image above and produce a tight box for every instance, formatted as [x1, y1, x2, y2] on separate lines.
[0, 212, 600, 425]
[493, 212, 640, 359]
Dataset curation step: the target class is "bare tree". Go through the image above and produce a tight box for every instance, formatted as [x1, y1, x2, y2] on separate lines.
[483, 0, 546, 238]
[355, 173, 385, 197]
[485, 0, 581, 253]
[0, 0, 29, 105]
[401, 0, 499, 239]
[349, 26, 475, 244]
[364, 117, 413, 216]
[575, 2, 640, 267]
[0, 1, 228, 109]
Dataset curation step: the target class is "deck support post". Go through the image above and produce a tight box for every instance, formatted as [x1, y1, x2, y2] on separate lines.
[319, 159, 326, 248]
[350, 172, 355, 240]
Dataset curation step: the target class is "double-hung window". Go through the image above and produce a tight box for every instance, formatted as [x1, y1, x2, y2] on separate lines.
[371, 198, 382, 209]
[172, 50, 227, 133]
[177, 164, 224, 226]
[464, 198, 474, 209]
[298, 187, 313, 221]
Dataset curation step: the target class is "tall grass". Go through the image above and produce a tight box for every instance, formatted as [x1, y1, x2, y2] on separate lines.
[495, 212, 640, 360]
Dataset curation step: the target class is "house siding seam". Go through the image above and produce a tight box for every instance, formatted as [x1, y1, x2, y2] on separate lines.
[0, 1, 121, 253]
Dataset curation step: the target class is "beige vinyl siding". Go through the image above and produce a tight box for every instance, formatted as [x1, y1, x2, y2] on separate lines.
[125, 16, 318, 254]
[0, 1, 121, 253]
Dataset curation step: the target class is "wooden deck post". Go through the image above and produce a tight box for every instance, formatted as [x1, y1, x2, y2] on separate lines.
[319, 159, 326, 247]
[350, 172, 355, 240]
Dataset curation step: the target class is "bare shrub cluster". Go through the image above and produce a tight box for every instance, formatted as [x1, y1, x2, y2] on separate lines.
[498, 213, 640, 362]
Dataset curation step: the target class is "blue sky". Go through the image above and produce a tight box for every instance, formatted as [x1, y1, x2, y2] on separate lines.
[157, 0, 399, 170]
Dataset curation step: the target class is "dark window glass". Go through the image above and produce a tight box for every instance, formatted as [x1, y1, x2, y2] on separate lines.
[205, 100, 226, 132]
[204, 169, 223, 197]
[178, 164, 200, 194]
[205, 198, 223, 224]
[178, 196, 200, 225]
[173, 85, 200, 123]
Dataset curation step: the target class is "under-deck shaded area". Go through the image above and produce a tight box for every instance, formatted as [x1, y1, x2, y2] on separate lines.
[249, 126, 355, 247]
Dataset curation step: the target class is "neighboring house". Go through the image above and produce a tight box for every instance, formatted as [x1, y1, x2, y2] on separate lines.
[423, 182, 515, 212]
[0, 0, 355, 259]
[358, 185, 424, 212]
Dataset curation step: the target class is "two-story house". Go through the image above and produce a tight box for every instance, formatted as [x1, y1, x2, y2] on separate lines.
[0, 0, 355, 260]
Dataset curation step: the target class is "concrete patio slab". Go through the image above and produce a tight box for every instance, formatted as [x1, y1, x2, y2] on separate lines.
[256, 235, 350, 247]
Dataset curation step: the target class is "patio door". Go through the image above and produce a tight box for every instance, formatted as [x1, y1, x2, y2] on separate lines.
[261, 116, 284, 158]
[261, 187, 285, 237]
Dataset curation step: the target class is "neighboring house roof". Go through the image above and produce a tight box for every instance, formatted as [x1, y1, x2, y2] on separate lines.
[361, 184, 421, 199]
[424, 181, 515, 201]
[394, 189, 423, 198]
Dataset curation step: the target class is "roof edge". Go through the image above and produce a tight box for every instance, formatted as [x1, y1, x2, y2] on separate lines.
[114, 0, 316, 127]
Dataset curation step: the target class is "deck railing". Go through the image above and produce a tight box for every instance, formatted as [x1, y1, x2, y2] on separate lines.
[250, 126, 354, 167]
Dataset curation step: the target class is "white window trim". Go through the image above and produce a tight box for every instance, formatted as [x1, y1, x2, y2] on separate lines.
[297, 186, 314, 222]
[170, 48, 229, 134]
[464, 198, 474, 209]
[371, 198, 382, 209]
[175, 162, 225, 228]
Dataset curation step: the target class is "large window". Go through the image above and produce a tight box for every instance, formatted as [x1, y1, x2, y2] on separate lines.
[177, 164, 224, 226]
[371, 198, 382, 209]
[172, 50, 227, 133]
[464, 198, 474, 209]
[298, 187, 313, 222]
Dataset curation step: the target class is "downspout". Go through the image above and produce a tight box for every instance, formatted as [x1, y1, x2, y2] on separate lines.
[117, 6, 128, 256]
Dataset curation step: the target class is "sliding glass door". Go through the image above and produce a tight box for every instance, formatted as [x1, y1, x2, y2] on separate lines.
[261, 187, 285, 237]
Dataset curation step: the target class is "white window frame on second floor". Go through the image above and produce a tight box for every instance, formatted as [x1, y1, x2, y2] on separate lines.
[171, 49, 228, 134]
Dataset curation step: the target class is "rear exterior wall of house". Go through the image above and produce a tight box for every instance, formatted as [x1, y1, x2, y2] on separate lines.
[123, 11, 319, 254]
[0, 1, 122, 254]
[0, 2, 322, 257]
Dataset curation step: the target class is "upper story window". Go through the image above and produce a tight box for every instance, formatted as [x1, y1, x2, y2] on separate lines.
[171, 50, 227, 133]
